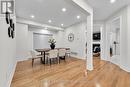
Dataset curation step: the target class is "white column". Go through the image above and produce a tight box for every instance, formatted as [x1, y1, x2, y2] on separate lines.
[87, 14, 93, 71]
[72, 0, 94, 71]
[101, 24, 107, 60]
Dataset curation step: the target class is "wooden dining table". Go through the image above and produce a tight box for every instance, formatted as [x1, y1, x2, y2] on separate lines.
[35, 48, 70, 64]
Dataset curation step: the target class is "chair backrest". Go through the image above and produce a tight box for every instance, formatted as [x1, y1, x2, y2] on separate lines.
[30, 50, 37, 58]
[48, 49, 58, 58]
[59, 49, 66, 57]
[66, 48, 70, 53]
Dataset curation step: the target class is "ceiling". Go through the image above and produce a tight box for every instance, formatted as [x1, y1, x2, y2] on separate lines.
[16, 0, 88, 28]
[16, 0, 130, 29]
[86, 0, 130, 21]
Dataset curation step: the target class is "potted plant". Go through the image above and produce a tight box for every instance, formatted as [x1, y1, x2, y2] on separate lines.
[48, 39, 56, 49]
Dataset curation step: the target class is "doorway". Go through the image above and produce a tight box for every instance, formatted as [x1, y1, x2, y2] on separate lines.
[109, 17, 121, 65]
[93, 24, 101, 59]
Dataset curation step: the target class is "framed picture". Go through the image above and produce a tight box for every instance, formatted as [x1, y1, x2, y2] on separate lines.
[68, 33, 74, 42]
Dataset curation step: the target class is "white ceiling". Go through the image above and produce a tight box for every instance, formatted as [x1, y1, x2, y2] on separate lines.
[86, 0, 130, 21]
[16, 0, 130, 28]
[16, 0, 88, 28]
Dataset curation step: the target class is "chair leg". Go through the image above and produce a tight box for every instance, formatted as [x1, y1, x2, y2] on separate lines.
[68, 53, 70, 58]
[50, 59, 51, 66]
[64, 56, 66, 62]
[32, 59, 34, 67]
[55, 58, 57, 64]
[56, 58, 58, 64]
[54, 58, 56, 63]
[59, 58, 60, 64]
[46, 57, 48, 64]
[53, 58, 55, 64]
[40, 57, 42, 63]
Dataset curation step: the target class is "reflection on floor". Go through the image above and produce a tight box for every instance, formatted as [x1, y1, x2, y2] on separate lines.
[11, 57, 130, 87]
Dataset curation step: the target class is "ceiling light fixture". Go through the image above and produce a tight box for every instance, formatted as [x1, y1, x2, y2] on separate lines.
[110, 0, 116, 3]
[48, 20, 52, 23]
[77, 15, 81, 19]
[30, 15, 35, 18]
[62, 8, 67, 12]
[61, 24, 64, 27]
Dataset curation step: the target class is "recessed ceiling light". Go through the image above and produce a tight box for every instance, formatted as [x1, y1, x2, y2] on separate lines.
[77, 15, 81, 19]
[30, 15, 35, 18]
[110, 0, 116, 3]
[48, 20, 52, 23]
[61, 24, 64, 26]
[62, 8, 67, 12]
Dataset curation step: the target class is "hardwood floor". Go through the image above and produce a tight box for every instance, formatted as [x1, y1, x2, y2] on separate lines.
[11, 57, 130, 87]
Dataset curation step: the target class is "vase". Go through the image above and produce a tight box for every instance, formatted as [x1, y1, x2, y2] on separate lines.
[50, 43, 55, 49]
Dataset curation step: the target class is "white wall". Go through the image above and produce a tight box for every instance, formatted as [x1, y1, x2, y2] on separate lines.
[16, 24, 57, 61]
[28, 22, 87, 59]
[53, 31, 65, 48]
[28, 31, 33, 51]
[127, 5, 130, 70]
[105, 6, 130, 72]
[16, 23, 29, 61]
[62, 22, 87, 59]
[0, 13, 16, 87]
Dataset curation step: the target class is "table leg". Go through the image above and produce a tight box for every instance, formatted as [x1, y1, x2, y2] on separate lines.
[43, 52, 45, 64]
[40, 52, 43, 63]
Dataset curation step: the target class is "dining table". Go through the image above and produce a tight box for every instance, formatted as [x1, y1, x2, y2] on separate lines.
[35, 48, 70, 64]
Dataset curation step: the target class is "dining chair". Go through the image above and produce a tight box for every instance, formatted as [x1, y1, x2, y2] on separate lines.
[48, 49, 58, 65]
[66, 48, 71, 57]
[58, 49, 66, 63]
[30, 50, 43, 67]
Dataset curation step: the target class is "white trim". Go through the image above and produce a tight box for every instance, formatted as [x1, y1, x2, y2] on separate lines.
[72, 0, 93, 14]
[6, 61, 17, 87]
[71, 55, 86, 60]
[120, 65, 130, 72]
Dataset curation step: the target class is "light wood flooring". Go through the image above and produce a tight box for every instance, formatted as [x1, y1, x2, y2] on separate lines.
[11, 57, 130, 87]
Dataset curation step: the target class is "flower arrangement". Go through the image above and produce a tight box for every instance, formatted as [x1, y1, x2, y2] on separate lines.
[48, 39, 56, 44]
[48, 38, 56, 49]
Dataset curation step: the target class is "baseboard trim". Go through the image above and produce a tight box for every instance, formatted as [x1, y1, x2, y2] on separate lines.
[120, 65, 130, 72]
[16, 57, 29, 62]
[70, 55, 85, 60]
[6, 61, 17, 87]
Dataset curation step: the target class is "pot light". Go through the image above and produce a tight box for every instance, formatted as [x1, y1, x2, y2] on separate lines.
[62, 8, 67, 12]
[61, 24, 64, 26]
[48, 20, 52, 23]
[30, 15, 35, 18]
[110, 0, 116, 3]
[77, 15, 81, 19]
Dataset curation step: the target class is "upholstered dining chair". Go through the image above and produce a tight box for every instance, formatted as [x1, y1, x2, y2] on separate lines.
[30, 50, 43, 67]
[48, 49, 58, 65]
[58, 49, 66, 63]
[66, 48, 71, 57]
